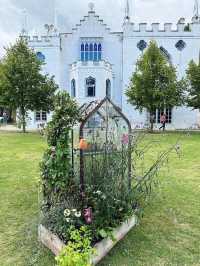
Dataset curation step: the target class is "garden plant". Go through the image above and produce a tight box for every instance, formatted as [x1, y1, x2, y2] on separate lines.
[40, 92, 181, 266]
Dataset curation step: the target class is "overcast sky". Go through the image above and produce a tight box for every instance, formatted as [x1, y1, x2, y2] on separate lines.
[0, 0, 197, 57]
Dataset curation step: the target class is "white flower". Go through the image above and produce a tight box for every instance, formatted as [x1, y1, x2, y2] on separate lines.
[74, 211, 82, 218]
[66, 218, 71, 223]
[72, 209, 77, 213]
[101, 194, 106, 200]
[64, 209, 71, 217]
[96, 190, 102, 195]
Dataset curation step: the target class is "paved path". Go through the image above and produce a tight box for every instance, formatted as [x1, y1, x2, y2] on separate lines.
[0, 124, 21, 132]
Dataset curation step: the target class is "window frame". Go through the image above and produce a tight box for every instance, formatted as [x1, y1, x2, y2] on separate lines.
[71, 79, 76, 98]
[35, 111, 47, 122]
[86, 77, 96, 97]
[152, 108, 172, 124]
[106, 79, 111, 99]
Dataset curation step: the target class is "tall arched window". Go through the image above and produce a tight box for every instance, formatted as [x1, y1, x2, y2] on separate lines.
[81, 43, 85, 61]
[94, 43, 98, 61]
[106, 79, 111, 99]
[160, 46, 171, 63]
[89, 43, 94, 61]
[85, 43, 89, 61]
[86, 77, 96, 97]
[98, 44, 102, 61]
[71, 79, 76, 97]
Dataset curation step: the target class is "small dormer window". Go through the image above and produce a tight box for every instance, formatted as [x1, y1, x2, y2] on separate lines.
[80, 42, 102, 62]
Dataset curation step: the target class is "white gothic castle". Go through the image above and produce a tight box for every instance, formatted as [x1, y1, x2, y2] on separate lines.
[24, 1, 200, 130]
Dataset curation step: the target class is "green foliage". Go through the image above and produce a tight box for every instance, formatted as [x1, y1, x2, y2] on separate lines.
[82, 148, 134, 240]
[40, 91, 80, 210]
[56, 226, 94, 266]
[42, 196, 84, 242]
[46, 91, 80, 146]
[186, 60, 200, 110]
[0, 38, 58, 132]
[126, 41, 184, 130]
[1, 132, 200, 266]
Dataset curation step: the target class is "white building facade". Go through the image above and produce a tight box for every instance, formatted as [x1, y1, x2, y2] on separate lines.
[25, 1, 200, 130]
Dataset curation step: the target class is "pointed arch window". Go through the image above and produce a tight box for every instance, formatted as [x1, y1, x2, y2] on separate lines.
[80, 42, 102, 61]
[86, 77, 96, 97]
[106, 79, 111, 99]
[160, 46, 172, 63]
[81, 43, 85, 61]
[89, 43, 94, 61]
[98, 44, 102, 61]
[71, 79, 76, 98]
[85, 43, 89, 61]
[94, 43, 98, 61]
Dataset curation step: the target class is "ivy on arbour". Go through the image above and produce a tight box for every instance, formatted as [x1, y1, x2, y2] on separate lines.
[41, 92, 80, 209]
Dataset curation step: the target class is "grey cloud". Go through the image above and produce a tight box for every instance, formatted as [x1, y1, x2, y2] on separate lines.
[0, 0, 196, 56]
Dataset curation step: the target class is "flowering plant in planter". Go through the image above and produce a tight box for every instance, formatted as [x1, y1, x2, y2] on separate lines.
[40, 95, 180, 265]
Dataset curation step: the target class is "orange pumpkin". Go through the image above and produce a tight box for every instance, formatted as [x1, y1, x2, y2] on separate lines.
[79, 139, 88, 150]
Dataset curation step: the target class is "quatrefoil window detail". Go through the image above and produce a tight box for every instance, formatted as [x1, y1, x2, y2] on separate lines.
[137, 40, 147, 51]
[175, 40, 186, 51]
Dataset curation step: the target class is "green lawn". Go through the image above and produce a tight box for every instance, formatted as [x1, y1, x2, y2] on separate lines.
[0, 132, 200, 266]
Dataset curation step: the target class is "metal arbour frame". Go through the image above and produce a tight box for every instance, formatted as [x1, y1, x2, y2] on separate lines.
[78, 96, 132, 194]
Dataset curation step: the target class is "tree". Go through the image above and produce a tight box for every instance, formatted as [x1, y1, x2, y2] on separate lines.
[186, 60, 200, 110]
[0, 38, 58, 132]
[126, 41, 184, 131]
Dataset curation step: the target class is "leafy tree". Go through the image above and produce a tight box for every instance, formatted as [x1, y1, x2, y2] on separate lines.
[186, 60, 200, 110]
[126, 41, 184, 131]
[0, 38, 58, 132]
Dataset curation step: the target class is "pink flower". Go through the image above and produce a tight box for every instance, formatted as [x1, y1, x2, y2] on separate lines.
[121, 134, 129, 145]
[84, 207, 92, 224]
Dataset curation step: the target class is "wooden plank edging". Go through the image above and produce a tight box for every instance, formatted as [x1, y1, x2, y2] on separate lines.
[38, 215, 137, 265]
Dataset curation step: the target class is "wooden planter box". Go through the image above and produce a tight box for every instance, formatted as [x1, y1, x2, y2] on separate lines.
[38, 215, 137, 265]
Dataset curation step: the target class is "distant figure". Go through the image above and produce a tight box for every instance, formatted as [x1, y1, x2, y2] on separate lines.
[3, 111, 8, 125]
[159, 113, 166, 131]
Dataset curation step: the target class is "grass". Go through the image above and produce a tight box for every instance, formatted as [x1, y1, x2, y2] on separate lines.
[0, 131, 200, 266]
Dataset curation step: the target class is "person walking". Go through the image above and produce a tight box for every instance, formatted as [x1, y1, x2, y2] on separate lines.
[3, 111, 8, 125]
[159, 112, 166, 131]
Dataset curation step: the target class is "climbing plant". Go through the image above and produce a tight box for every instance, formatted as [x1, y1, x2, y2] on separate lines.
[41, 91, 80, 209]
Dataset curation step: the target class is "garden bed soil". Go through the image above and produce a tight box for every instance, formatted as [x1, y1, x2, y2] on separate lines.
[38, 215, 137, 265]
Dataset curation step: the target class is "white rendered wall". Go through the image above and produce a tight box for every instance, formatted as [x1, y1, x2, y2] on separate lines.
[122, 22, 200, 129]
[25, 10, 200, 130]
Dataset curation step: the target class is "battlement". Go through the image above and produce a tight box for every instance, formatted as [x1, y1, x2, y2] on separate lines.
[124, 22, 200, 34]
[21, 34, 60, 47]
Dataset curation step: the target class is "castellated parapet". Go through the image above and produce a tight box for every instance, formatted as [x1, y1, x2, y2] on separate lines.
[21, 34, 60, 48]
[123, 22, 200, 36]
